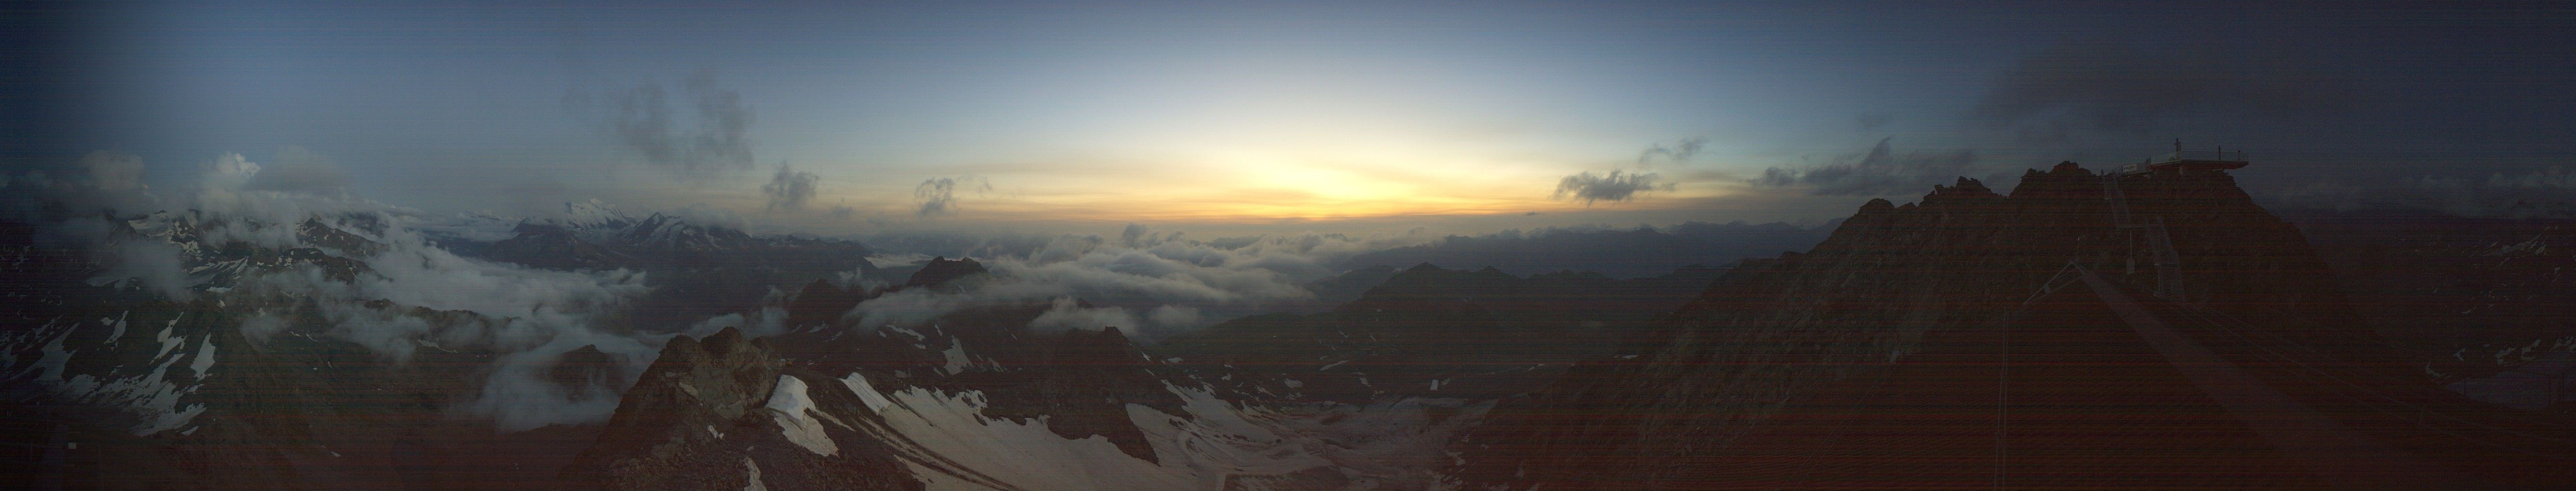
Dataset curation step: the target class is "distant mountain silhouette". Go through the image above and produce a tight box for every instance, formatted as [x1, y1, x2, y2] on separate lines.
[480, 201, 881, 330]
[1339, 221, 1830, 278]
[900, 256, 987, 288]
[1154, 262, 1719, 403]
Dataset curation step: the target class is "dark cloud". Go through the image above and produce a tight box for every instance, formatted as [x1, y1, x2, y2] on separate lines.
[914, 175, 992, 217]
[1553, 170, 1672, 206]
[760, 164, 819, 211]
[568, 70, 755, 178]
[245, 146, 348, 196]
[1974, 40, 2358, 134]
[1635, 137, 1708, 166]
[1750, 137, 1978, 196]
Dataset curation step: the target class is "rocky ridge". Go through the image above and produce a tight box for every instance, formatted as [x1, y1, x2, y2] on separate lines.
[1459, 162, 2570, 489]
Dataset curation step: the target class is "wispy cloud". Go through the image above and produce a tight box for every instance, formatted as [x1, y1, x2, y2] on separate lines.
[761, 164, 819, 211]
[1553, 170, 1673, 206]
[1634, 137, 1708, 166]
[915, 175, 993, 217]
[566, 70, 756, 178]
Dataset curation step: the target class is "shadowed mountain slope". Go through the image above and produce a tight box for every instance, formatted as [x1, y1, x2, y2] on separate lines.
[1463, 162, 2576, 490]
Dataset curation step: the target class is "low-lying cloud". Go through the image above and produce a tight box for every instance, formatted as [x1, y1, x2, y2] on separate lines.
[11, 152, 668, 432]
[841, 224, 1434, 340]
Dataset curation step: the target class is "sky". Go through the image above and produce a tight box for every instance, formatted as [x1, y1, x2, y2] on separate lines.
[10, 1, 2576, 238]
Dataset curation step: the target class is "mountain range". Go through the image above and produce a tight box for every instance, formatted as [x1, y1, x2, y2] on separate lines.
[7, 161, 2571, 490]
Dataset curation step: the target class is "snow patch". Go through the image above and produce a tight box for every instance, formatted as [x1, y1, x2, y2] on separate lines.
[765, 376, 838, 456]
[189, 338, 217, 380]
[2, 318, 207, 436]
[857, 382, 1332, 491]
[105, 311, 128, 346]
[941, 340, 972, 375]
[742, 457, 770, 491]
[838, 373, 894, 413]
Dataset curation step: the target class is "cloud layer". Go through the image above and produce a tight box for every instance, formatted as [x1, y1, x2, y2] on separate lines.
[16, 152, 667, 432]
[842, 224, 1434, 340]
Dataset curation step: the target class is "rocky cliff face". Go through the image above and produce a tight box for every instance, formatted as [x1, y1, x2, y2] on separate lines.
[1457, 163, 2555, 489]
[2286, 208, 2576, 413]
[563, 327, 919, 491]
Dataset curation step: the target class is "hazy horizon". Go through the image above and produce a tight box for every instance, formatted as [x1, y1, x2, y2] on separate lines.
[12, 1, 2574, 242]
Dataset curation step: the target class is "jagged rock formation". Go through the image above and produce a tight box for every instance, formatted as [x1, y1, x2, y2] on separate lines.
[1462, 162, 2576, 490]
[564, 327, 919, 491]
[899, 256, 987, 289]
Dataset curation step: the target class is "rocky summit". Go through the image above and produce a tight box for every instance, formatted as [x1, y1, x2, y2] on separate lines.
[564, 327, 918, 491]
[1462, 162, 2576, 490]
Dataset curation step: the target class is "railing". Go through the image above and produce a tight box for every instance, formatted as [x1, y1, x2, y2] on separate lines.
[2156, 150, 2246, 163]
[2102, 175, 2186, 301]
[2026, 260, 2090, 306]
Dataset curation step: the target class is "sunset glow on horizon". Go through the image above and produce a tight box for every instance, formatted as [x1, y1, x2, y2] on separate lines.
[19, 2, 2572, 239]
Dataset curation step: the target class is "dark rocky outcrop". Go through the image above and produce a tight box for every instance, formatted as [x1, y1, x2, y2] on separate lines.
[902, 256, 988, 289]
[563, 327, 918, 491]
[1462, 163, 2576, 489]
[974, 327, 1179, 463]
